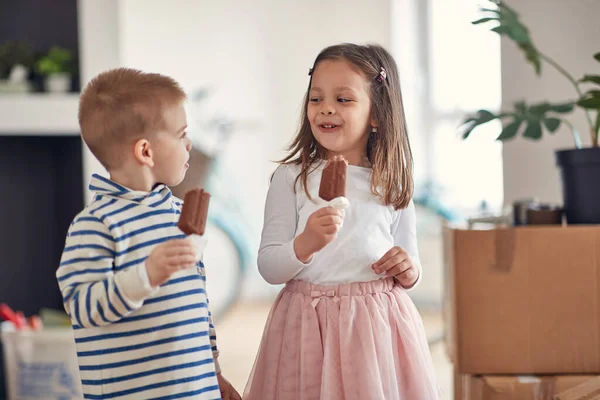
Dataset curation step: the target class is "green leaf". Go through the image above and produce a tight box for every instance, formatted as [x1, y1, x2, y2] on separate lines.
[577, 97, 600, 109]
[475, 109, 497, 123]
[472, 17, 496, 25]
[519, 43, 541, 75]
[497, 120, 522, 140]
[479, 7, 501, 14]
[477, 1, 541, 75]
[523, 120, 543, 139]
[498, 1, 521, 19]
[507, 25, 529, 44]
[543, 117, 561, 132]
[577, 90, 600, 109]
[514, 101, 527, 114]
[460, 109, 500, 139]
[548, 102, 575, 113]
[491, 26, 510, 35]
[595, 111, 600, 137]
[530, 102, 551, 115]
[595, 52, 600, 63]
[580, 75, 600, 86]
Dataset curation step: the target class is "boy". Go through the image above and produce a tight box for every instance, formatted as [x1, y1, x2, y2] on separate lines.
[56, 68, 240, 399]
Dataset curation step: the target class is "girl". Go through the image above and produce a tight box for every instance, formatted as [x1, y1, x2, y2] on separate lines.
[244, 43, 440, 400]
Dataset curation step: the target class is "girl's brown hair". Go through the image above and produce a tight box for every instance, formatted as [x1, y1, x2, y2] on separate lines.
[280, 43, 414, 210]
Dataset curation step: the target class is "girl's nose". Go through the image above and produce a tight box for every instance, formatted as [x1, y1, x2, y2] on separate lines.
[320, 102, 335, 115]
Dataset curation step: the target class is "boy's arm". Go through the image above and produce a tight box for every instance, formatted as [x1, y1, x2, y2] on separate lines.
[57, 215, 157, 328]
[208, 306, 221, 374]
[198, 261, 221, 374]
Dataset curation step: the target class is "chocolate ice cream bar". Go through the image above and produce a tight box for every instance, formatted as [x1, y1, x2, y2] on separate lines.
[178, 188, 211, 235]
[319, 155, 348, 201]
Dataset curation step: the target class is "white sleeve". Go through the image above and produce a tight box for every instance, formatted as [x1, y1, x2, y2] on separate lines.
[257, 165, 313, 285]
[391, 200, 422, 290]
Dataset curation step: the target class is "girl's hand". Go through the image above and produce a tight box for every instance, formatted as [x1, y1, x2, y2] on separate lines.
[294, 207, 344, 263]
[372, 246, 419, 288]
[217, 373, 242, 400]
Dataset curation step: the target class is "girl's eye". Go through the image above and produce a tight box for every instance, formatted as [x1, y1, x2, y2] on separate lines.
[309, 98, 320, 103]
[181, 132, 188, 138]
[338, 98, 351, 103]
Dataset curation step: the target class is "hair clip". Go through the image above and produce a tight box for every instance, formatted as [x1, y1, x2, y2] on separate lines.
[376, 67, 387, 83]
[308, 67, 313, 76]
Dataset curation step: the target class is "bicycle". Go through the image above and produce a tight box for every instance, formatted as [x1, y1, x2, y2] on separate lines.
[172, 89, 260, 322]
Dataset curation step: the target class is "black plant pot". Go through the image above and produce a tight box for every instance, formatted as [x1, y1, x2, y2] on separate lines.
[555, 147, 600, 224]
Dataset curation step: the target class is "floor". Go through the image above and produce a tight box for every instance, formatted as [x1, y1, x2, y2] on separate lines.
[215, 301, 454, 399]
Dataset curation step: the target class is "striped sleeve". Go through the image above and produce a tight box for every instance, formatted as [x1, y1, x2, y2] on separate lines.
[57, 213, 156, 328]
[208, 305, 221, 374]
[199, 261, 221, 374]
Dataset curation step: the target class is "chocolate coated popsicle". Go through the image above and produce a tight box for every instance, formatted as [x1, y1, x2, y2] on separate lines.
[319, 155, 348, 201]
[178, 188, 211, 235]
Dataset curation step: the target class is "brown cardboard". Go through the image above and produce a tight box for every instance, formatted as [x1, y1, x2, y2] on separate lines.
[455, 374, 599, 400]
[554, 377, 600, 400]
[444, 226, 600, 374]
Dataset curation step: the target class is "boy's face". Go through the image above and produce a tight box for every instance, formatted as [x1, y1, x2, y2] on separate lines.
[150, 103, 192, 187]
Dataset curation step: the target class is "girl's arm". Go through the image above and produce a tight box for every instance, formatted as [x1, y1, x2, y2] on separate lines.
[257, 165, 313, 284]
[390, 200, 423, 289]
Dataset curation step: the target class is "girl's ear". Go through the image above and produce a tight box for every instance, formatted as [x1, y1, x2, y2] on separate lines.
[370, 117, 378, 130]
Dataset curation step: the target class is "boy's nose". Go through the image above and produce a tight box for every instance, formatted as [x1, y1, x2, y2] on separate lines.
[185, 137, 192, 151]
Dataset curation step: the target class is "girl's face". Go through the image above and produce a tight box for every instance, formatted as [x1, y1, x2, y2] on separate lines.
[307, 59, 375, 166]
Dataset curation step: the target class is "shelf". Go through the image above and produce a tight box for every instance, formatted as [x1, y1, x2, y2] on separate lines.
[0, 93, 80, 135]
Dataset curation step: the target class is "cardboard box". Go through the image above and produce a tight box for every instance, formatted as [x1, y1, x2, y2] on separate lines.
[444, 226, 600, 374]
[455, 374, 600, 400]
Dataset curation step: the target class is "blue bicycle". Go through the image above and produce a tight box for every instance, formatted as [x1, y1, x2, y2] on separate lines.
[172, 89, 259, 321]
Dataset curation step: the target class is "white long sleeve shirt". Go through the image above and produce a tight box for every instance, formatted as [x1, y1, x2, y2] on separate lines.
[56, 174, 221, 400]
[258, 163, 422, 286]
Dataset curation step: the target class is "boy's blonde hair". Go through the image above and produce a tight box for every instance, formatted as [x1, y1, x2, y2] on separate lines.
[79, 68, 186, 170]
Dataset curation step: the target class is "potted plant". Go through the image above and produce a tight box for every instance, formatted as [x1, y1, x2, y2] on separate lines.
[460, 0, 600, 224]
[0, 41, 35, 93]
[36, 46, 74, 93]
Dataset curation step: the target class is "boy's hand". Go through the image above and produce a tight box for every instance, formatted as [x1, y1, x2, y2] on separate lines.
[217, 373, 241, 400]
[145, 239, 197, 287]
[371, 246, 419, 288]
[294, 207, 344, 263]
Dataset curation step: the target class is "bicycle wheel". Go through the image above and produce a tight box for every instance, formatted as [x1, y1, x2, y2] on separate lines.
[202, 218, 245, 322]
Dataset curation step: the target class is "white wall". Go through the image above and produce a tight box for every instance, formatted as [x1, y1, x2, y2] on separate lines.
[78, 0, 120, 202]
[501, 0, 600, 205]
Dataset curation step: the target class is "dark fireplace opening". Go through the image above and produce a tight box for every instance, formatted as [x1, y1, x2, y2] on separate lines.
[0, 135, 84, 398]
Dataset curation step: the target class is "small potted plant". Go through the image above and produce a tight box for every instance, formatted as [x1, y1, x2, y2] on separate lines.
[36, 46, 74, 93]
[460, 0, 600, 224]
[0, 41, 35, 93]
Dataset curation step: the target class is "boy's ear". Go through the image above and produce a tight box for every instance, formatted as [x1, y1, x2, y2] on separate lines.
[134, 139, 155, 167]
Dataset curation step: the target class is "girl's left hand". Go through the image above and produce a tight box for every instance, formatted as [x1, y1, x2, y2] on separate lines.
[217, 373, 242, 400]
[371, 246, 419, 288]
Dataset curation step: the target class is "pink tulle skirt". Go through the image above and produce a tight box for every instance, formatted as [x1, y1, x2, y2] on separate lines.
[243, 278, 441, 400]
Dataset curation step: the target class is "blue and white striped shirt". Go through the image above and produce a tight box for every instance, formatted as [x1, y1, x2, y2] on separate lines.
[57, 174, 221, 399]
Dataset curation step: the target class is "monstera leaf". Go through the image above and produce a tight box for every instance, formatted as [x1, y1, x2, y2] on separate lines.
[473, 1, 541, 75]
[461, 101, 575, 142]
[577, 52, 600, 142]
[577, 53, 600, 109]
